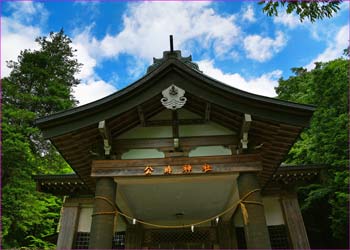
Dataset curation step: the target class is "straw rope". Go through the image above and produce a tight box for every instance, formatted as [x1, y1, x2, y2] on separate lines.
[91, 188, 263, 228]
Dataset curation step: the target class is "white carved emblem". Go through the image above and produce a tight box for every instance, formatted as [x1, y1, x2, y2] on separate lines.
[161, 84, 187, 110]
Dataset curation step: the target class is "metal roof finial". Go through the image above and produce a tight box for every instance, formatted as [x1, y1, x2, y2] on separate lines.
[170, 35, 174, 52]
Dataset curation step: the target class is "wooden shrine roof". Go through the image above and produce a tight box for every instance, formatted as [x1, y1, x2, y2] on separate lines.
[262, 164, 325, 195]
[36, 50, 314, 138]
[33, 174, 91, 196]
[35, 49, 315, 191]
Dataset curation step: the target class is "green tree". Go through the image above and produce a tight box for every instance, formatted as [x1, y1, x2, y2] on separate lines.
[260, 0, 342, 22]
[1, 30, 81, 248]
[275, 59, 349, 248]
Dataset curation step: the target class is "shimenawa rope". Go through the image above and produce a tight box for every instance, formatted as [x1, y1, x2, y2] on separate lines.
[91, 188, 263, 228]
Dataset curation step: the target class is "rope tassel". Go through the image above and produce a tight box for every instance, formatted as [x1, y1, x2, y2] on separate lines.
[240, 202, 249, 225]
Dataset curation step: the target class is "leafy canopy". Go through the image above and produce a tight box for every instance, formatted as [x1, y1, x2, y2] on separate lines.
[2, 30, 80, 248]
[275, 58, 349, 248]
[260, 0, 342, 22]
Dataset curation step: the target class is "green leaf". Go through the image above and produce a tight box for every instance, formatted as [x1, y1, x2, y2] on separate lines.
[278, 58, 349, 247]
[2, 30, 78, 248]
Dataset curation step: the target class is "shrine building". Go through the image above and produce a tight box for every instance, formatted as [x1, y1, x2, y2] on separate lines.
[34, 38, 323, 249]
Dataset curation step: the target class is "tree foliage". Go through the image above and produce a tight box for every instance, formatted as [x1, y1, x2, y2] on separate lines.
[260, 0, 342, 22]
[275, 59, 349, 248]
[1, 30, 81, 248]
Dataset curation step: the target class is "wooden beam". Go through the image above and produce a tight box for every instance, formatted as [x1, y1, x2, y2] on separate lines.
[281, 194, 310, 248]
[91, 154, 262, 177]
[145, 119, 205, 126]
[137, 106, 146, 126]
[239, 114, 252, 150]
[57, 204, 79, 249]
[112, 135, 239, 152]
[98, 120, 112, 155]
[94, 154, 260, 167]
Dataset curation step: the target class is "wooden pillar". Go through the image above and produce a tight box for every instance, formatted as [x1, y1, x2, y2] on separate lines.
[281, 194, 310, 249]
[217, 221, 236, 248]
[237, 173, 271, 249]
[125, 224, 143, 248]
[56, 202, 79, 249]
[89, 177, 116, 249]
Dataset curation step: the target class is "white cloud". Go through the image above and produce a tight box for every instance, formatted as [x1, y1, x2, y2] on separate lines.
[1, 2, 117, 106]
[273, 12, 302, 29]
[1, 17, 41, 77]
[6, 1, 49, 25]
[71, 27, 118, 105]
[295, 3, 348, 42]
[98, 2, 240, 61]
[198, 60, 281, 97]
[73, 42, 97, 80]
[72, 80, 117, 106]
[58, 0, 287, 105]
[71, 27, 100, 81]
[306, 24, 349, 70]
[243, 31, 287, 62]
[1, 2, 49, 77]
[126, 58, 148, 79]
[242, 5, 256, 23]
[69, 1, 242, 84]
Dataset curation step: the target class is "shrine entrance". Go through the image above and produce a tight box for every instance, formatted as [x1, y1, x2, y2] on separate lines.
[114, 174, 240, 227]
[142, 228, 216, 249]
[114, 174, 240, 248]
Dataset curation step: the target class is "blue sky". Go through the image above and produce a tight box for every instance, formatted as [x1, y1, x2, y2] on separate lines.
[1, 1, 349, 105]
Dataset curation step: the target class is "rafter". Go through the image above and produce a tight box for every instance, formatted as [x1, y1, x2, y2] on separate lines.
[137, 106, 146, 127]
[205, 102, 211, 121]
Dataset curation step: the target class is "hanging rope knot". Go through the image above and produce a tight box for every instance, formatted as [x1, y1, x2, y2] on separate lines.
[239, 189, 264, 225]
[92, 196, 118, 216]
[90, 189, 263, 227]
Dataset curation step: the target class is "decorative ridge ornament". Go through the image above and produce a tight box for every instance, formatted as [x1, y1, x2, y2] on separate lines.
[146, 36, 202, 74]
[161, 84, 187, 110]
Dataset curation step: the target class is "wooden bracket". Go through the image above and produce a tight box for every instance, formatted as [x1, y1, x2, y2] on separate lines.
[98, 120, 112, 155]
[173, 138, 179, 149]
[239, 114, 252, 152]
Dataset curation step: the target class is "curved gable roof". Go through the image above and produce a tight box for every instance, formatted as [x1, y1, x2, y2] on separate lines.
[36, 51, 315, 139]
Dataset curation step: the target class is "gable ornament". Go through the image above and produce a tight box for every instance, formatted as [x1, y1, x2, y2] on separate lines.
[161, 84, 187, 110]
